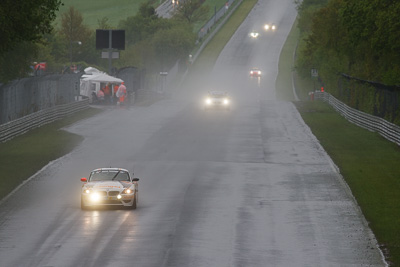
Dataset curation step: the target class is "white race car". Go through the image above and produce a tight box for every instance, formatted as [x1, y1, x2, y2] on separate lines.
[80, 168, 139, 210]
[264, 23, 276, 31]
[249, 30, 259, 38]
[203, 91, 231, 110]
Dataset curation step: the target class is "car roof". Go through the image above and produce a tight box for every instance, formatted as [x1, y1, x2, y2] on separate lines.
[91, 167, 130, 173]
[208, 90, 227, 94]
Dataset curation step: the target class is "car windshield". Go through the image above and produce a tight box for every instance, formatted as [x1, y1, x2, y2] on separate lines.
[209, 92, 226, 98]
[89, 170, 130, 181]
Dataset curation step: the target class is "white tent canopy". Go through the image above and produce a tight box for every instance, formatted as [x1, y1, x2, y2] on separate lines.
[84, 67, 101, 75]
[82, 73, 123, 83]
[80, 70, 124, 102]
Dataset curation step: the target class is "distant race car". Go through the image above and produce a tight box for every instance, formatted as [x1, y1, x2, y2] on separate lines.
[249, 30, 259, 38]
[250, 68, 262, 77]
[80, 168, 139, 210]
[264, 23, 276, 31]
[203, 91, 231, 110]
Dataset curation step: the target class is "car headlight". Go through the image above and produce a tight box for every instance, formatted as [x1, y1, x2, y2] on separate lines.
[223, 99, 229, 105]
[90, 192, 101, 202]
[258, 71, 261, 75]
[264, 24, 270, 30]
[250, 32, 258, 38]
[205, 98, 212, 105]
[250, 71, 254, 75]
[272, 25, 276, 30]
[84, 189, 91, 194]
[122, 188, 134, 194]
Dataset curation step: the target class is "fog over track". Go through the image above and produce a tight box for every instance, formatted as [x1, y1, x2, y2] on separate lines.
[0, 0, 386, 266]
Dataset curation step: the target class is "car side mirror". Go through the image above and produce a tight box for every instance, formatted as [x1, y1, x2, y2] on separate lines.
[81, 177, 87, 182]
[132, 178, 139, 182]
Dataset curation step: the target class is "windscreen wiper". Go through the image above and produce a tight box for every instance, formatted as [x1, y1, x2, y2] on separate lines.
[112, 171, 121, 180]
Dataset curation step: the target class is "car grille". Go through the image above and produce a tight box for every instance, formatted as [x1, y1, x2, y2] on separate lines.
[92, 191, 121, 196]
[108, 191, 120, 196]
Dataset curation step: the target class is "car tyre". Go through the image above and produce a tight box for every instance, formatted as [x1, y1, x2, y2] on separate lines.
[81, 198, 88, 210]
[130, 196, 137, 210]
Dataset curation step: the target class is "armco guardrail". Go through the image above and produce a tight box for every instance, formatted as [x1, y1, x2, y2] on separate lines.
[315, 91, 400, 146]
[197, 0, 236, 40]
[0, 98, 89, 143]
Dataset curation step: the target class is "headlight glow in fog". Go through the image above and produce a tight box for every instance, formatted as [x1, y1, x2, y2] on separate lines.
[90, 192, 101, 202]
[223, 99, 229, 105]
[205, 98, 212, 105]
[123, 188, 132, 194]
[117, 194, 122, 199]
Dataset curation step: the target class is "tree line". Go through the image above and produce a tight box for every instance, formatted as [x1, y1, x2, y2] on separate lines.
[296, 0, 400, 124]
[0, 1, 208, 83]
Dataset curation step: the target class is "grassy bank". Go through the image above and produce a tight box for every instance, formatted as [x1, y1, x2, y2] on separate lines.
[0, 108, 102, 200]
[276, 19, 400, 265]
[56, 0, 151, 29]
[275, 19, 299, 101]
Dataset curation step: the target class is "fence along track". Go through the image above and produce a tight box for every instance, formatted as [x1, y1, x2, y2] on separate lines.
[0, 99, 89, 143]
[315, 91, 400, 146]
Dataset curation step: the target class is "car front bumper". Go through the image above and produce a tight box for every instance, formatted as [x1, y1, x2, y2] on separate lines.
[81, 192, 135, 207]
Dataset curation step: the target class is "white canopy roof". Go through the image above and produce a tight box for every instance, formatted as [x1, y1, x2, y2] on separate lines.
[84, 67, 101, 75]
[82, 73, 123, 83]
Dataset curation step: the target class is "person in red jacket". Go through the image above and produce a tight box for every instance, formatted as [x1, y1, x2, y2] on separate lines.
[116, 82, 127, 105]
[102, 83, 111, 104]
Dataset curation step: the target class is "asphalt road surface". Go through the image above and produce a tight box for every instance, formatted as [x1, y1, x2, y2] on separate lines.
[0, 0, 386, 266]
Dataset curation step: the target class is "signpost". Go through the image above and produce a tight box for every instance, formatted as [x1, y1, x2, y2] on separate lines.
[311, 68, 318, 78]
[96, 30, 125, 74]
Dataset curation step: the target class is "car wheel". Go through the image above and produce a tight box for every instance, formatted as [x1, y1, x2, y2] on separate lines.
[130, 196, 137, 210]
[81, 198, 88, 210]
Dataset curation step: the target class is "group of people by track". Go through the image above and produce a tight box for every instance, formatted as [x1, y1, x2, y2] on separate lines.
[93, 82, 128, 106]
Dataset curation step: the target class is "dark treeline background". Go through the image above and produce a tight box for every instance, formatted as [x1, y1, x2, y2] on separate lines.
[0, 1, 206, 83]
[296, 0, 400, 125]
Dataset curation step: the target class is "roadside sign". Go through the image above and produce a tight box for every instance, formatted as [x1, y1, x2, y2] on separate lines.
[311, 68, 318, 78]
[101, 51, 119, 59]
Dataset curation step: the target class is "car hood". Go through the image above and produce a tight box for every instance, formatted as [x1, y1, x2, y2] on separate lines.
[84, 181, 132, 190]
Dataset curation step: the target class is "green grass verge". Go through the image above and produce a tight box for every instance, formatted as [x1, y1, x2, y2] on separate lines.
[0, 107, 102, 200]
[276, 17, 400, 265]
[275, 19, 299, 101]
[275, 18, 321, 102]
[56, 0, 152, 29]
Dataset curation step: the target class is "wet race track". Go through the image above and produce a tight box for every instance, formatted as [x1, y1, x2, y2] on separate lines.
[0, 0, 386, 266]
